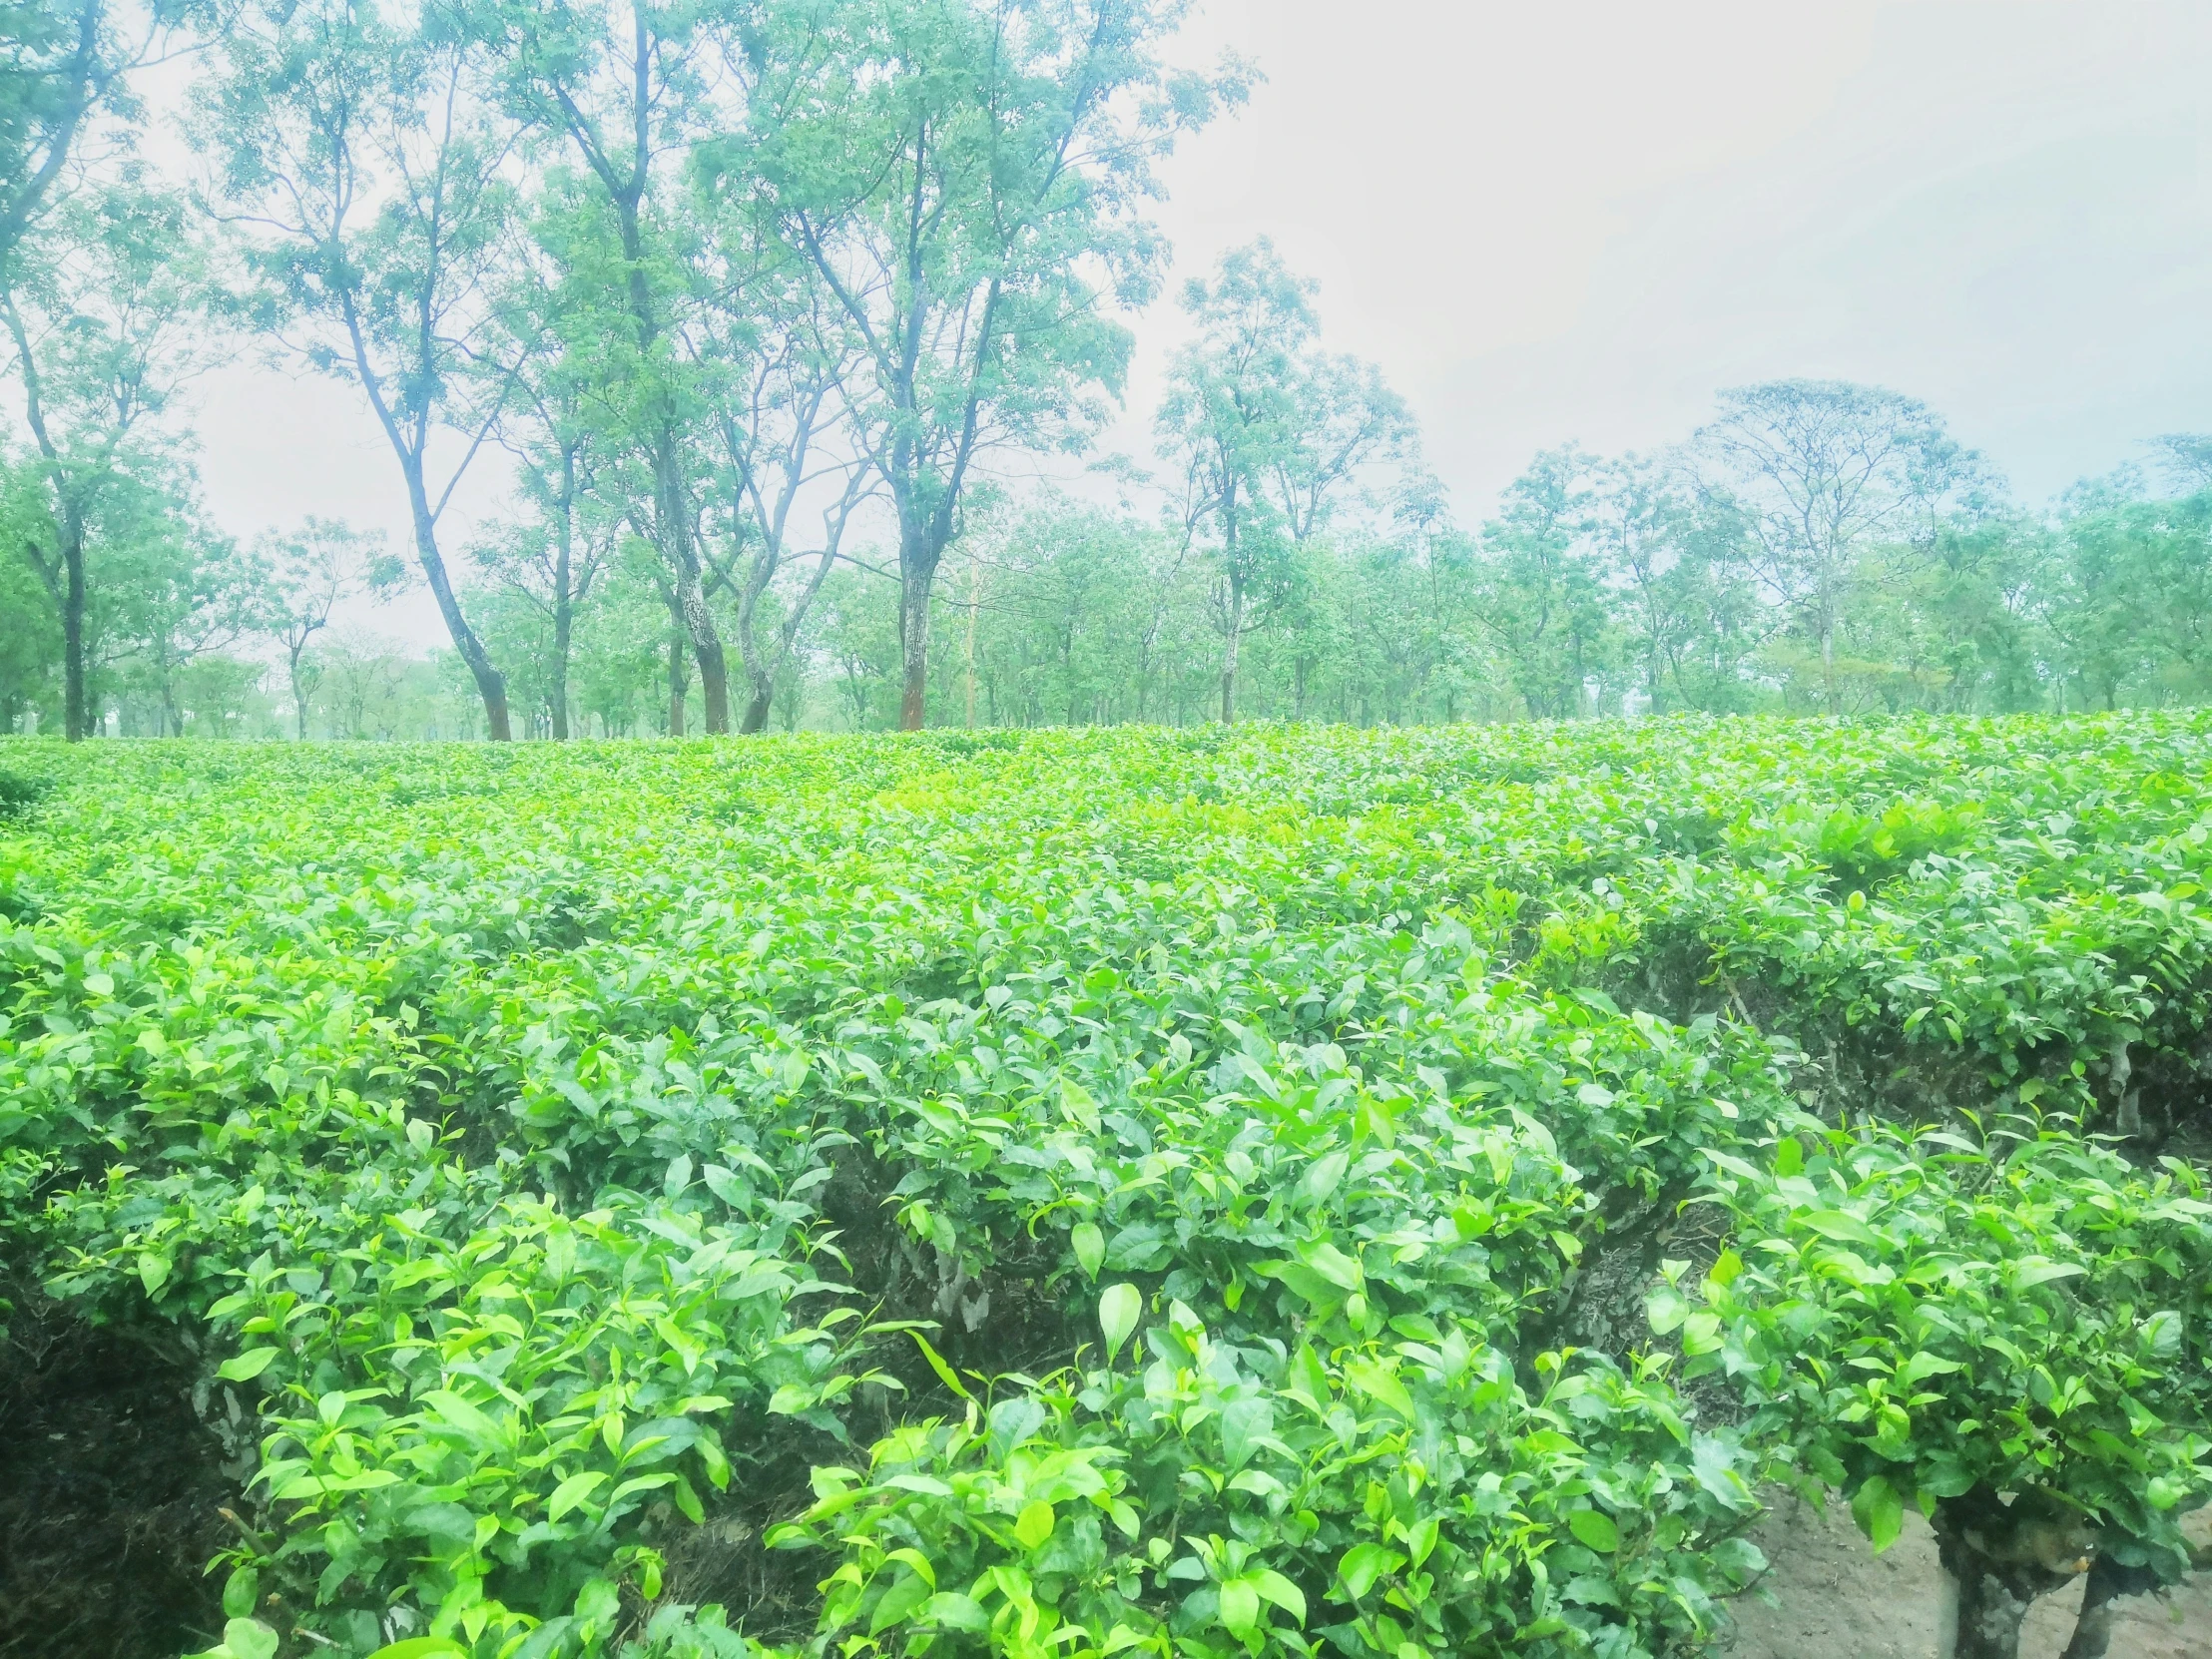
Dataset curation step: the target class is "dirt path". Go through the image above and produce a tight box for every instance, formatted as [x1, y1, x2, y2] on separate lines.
[1726, 1493, 2212, 1658]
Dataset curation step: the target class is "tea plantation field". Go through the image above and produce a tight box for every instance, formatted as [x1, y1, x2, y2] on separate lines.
[2, 716, 2210, 1659]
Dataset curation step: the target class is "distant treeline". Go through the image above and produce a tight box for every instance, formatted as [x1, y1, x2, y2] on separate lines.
[4, 1, 2207, 740]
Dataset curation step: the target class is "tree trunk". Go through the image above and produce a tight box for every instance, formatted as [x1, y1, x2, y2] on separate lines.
[732, 548, 776, 736]
[1219, 570, 1246, 725]
[1820, 599, 1839, 716]
[401, 466, 510, 741]
[60, 529, 87, 742]
[683, 582, 731, 733]
[667, 626, 689, 737]
[2057, 1554, 2161, 1659]
[898, 530, 936, 731]
[551, 471, 573, 741]
[740, 676, 774, 735]
[602, 140, 729, 737]
[964, 560, 982, 728]
[655, 438, 729, 735]
[733, 528, 839, 737]
[2056, 1563, 2119, 1659]
[340, 277, 510, 741]
[289, 653, 310, 741]
[1931, 1492, 2091, 1659]
[551, 596, 572, 741]
[1935, 1546, 2038, 1659]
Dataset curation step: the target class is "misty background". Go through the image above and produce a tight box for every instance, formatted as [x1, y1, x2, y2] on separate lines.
[173, 1, 2212, 649]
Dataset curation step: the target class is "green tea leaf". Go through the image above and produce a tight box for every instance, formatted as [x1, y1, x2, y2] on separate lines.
[1851, 1475, 1905, 1554]
[1336, 1542, 1404, 1599]
[547, 1470, 608, 1522]
[1801, 1210, 1881, 1248]
[1098, 1283, 1142, 1362]
[1071, 1221, 1105, 1280]
[217, 1348, 279, 1382]
[1342, 1356, 1413, 1419]
[1218, 1577, 1261, 1636]
[909, 1331, 973, 1400]
[1568, 1509, 1620, 1552]
[1013, 1499, 1054, 1548]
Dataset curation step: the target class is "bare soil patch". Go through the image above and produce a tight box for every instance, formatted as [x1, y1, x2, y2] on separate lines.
[1727, 1491, 2212, 1659]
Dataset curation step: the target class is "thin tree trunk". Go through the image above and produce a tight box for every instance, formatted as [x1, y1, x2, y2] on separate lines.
[1820, 582, 1839, 716]
[1216, 481, 1245, 724]
[655, 439, 729, 734]
[898, 523, 938, 731]
[551, 596, 572, 741]
[403, 477, 511, 741]
[1219, 570, 1245, 725]
[289, 649, 310, 741]
[550, 450, 574, 740]
[667, 625, 688, 737]
[335, 272, 510, 741]
[60, 529, 87, 742]
[964, 557, 983, 728]
[596, 72, 730, 737]
[734, 527, 843, 736]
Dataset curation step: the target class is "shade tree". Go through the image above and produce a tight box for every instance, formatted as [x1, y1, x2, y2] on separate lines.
[196, 0, 521, 738]
[1694, 380, 1986, 715]
[744, 0, 1249, 729]
[1157, 239, 1411, 723]
[261, 517, 383, 740]
[2, 178, 219, 738]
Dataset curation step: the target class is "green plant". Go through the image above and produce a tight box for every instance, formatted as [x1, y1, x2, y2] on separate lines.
[1668, 1115, 2212, 1659]
[771, 1296, 1764, 1659]
[4, 715, 2212, 1657]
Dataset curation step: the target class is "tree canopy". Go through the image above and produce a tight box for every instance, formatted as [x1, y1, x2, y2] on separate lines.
[2, 2, 2210, 740]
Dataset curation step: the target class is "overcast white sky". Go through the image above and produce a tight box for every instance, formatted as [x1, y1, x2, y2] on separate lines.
[178, 0, 2212, 646]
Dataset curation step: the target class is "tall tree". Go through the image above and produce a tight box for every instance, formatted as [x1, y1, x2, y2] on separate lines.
[1266, 351, 1412, 718]
[687, 203, 876, 734]
[2051, 483, 2212, 708]
[470, 456, 615, 739]
[264, 517, 379, 739]
[109, 509, 266, 736]
[1265, 349, 1413, 546]
[1590, 453, 1762, 714]
[1696, 379, 1976, 716]
[1158, 240, 1410, 722]
[1156, 239, 1312, 724]
[2148, 432, 2212, 493]
[747, 0, 1247, 729]
[199, 0, 519, 738]
[1475, 447, 1618, 720]
[3, 181, 215, 738]
[0, 495, 59, 731]
[478, 0, 742, 730]
[482, 216, 619, 740]
[0, 0, 169, 281]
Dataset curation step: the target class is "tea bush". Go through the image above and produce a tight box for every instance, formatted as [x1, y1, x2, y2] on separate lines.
[1, 713, 2209, 1659]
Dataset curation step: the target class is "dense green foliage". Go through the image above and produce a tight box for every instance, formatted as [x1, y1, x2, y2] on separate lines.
[2, 713, 2211, 1658]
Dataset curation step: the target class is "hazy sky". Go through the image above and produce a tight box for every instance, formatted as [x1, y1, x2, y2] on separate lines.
[177, 0, 2212, 645]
